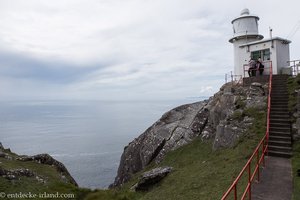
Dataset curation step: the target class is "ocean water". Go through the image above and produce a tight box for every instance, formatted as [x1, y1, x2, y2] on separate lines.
[0, 99, 203, 188]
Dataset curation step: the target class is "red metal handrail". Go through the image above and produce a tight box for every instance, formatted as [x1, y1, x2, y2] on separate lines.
[221, 61, 273, 200]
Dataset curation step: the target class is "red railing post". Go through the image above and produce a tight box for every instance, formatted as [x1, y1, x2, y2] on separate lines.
[257, 151, 260, 182]
[234, 184, 237, 200]
[248, 163, 251, 200]
[262, 141, 265, 167]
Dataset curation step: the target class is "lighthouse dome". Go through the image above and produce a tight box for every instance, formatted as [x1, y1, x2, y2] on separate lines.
[240, 8, 250, 15]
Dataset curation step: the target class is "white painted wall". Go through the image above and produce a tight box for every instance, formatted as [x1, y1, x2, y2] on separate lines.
[274, 40, 290, 73]
[236, 39, 290, 76]
[232, 17, 259, 38]
[232, 37, 263, 76]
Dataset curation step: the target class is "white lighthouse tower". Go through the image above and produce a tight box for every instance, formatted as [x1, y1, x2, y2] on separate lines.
[229, 8, 264, 76]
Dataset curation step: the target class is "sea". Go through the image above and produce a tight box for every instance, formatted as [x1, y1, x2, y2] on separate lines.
[0, 99, 205, 189]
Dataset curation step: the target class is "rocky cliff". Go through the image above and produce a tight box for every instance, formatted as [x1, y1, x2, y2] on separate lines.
[112, 82, 268, 187]
[0, 142, 77, 186]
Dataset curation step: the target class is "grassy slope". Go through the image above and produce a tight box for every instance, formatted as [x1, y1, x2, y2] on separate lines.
[292, 142, 300, 200]
[86, 107, 266, 200]
[0, 149, 90, 200]
[287, 75, 300, 200]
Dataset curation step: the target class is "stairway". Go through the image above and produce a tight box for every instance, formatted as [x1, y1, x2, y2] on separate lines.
[268, 74, 292, 158]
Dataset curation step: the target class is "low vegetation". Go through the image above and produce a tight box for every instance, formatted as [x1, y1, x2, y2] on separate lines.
[287, 75, 300, 113]
[292, 142, 300, 200]
[0, 148, 90, 200]
[287, 74, 300, 200]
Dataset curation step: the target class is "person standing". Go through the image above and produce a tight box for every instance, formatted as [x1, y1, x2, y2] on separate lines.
[257, 57, 264, 75]
[248, 58, 257, 77]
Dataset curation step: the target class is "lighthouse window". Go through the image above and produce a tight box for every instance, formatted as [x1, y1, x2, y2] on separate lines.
[251, 51, 260, 60]
[262, 49, 270, 61]
[251, 49, 270, 61]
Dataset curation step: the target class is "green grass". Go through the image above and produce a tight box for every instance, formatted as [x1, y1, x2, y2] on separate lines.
[0, 150, 91, 200]
[292, 141, 300, 200]
[287, 75, 300, 113]
[287, 74, 300, 199]
[84, 189, 139, 200]
[88, 107, 266, 200]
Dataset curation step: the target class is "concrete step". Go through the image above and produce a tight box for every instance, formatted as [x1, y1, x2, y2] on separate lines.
[270, 114, 290, 119]
[271, 99, 289, 103]
[271, 98, 289, 102]
[271, 88, 288, 91]
[269, 140, 292, 147]
[271, 95, 289, 99]
[271, 103, 288, 107]
[272, 80, 288, 83]
[268, 150, 292, 158]
[271, 91, 288, 94]
[271, 103, 289, 107]
[270, 122, 290, 128]
[271, 105, 288, 108]
[270, 111, 289, 115]
[268, 145, 292, 153]
[270, 118, 290, 123]
[272, 75, 289, 79]
[272, 87, 287, 90]
[273, 77, 289, 80]
[271, 92, 288, 96]
[271, 90, 288, 97]
[272, 83, 287, 86]
[269, 130, 291, 137]
[271, 99, 288, 102]
[269, 135, 291, 142]
[270, 127, 291, 133]
[271, 107, 289, 112]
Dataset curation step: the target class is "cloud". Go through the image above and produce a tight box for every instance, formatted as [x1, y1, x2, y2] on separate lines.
[0, 0, 299, 100]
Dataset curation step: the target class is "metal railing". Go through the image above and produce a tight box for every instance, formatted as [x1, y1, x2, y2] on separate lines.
[221, 62, 273, 200]
[287, 59, 300, 76]
[225, 71, 243, 84]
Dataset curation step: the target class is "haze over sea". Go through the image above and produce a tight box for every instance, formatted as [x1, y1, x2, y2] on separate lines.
[0, 99, 205, 188]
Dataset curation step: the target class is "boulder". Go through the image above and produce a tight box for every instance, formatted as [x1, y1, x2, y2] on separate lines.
[213, 121, 244, 150]
[131, 167, 172, 191]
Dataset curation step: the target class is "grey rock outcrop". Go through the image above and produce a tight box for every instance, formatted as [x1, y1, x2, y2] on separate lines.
[112, 82, 267, 187]
[112, 101, 209, 187]
[17, 154, 78, 186]
[0, 167, 35, 180]
[131, 167, 172, 191]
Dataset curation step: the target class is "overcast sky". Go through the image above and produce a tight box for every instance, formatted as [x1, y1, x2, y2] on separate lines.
[0, 0, 299, 101]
